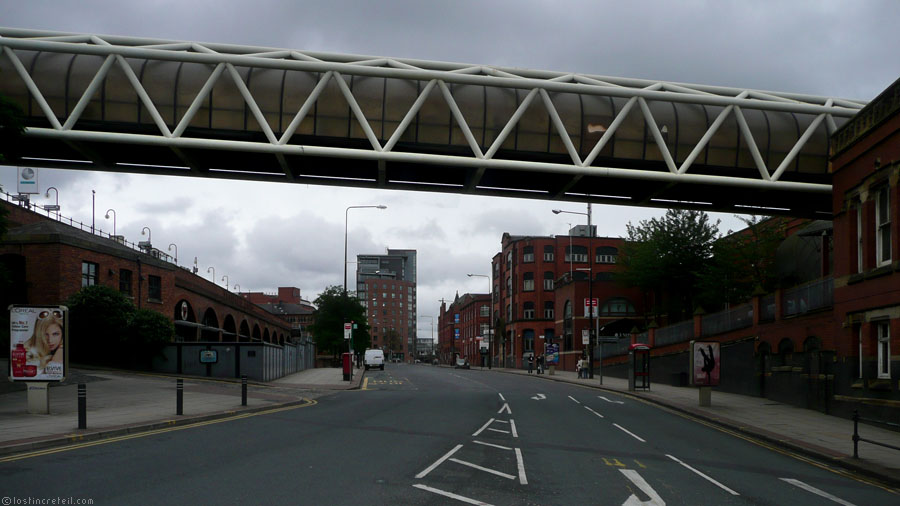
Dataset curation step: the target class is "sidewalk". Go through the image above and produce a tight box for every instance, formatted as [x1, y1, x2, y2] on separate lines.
[493, 366, 900, 488]
[0, 361, 365, 456]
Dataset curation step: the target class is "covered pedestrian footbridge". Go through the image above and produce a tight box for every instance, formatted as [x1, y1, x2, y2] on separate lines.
[0, 28, 866, 218]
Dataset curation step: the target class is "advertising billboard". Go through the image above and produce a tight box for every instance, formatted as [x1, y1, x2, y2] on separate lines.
[545, 343, 559, 365]
[692, 341, 720, 386]
[9, 305, 68, 382]
[17, 167, 39, 194]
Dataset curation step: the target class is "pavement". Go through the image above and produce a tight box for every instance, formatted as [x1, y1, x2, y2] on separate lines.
[1, 360, 898, 489]
[493, 365, 900, 489]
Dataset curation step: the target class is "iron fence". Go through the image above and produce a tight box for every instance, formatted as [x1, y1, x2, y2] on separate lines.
[654, 320, 694, 347]
[701, 304, 753, 337]
[783, 276, 833, 317]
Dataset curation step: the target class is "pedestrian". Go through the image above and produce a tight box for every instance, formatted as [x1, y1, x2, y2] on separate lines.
[527, 354, 534, 374]
[537, 354, 544, 374]
[576, 357, 583, 378]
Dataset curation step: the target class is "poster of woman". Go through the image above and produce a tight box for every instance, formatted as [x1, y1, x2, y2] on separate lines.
[9, 305, 68, 382]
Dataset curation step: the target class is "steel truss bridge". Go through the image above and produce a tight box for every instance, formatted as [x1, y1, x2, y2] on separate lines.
[0, 28, 866, 218]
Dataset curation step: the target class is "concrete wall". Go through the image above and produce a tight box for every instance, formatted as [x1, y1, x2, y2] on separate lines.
[153, 340, 315, 381]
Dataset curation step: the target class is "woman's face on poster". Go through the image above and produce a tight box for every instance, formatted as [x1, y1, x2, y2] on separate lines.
[46, 323, 62, 351]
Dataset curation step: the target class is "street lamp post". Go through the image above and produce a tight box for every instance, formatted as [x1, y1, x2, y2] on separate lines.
[139, 227, 152, 253]
[467, 273, 492, 369]
[44, 187, 60, 216]
[222, 275, 229, 290]
[207, 266, 215, 282]
[553, 203, 595, 379]
[168, 243, 178, 264]
[104, 209, 116, 236]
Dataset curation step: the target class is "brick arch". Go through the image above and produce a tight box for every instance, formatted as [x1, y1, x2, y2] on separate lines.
[201, 307, 220, 341]
[223, 314, 237, 340]
[252, 323, 261, 342]
[174, 299, 197, 341]
[263, 328, 270, 343]
[174, 299, 196, 322]
[239, 320, 251, 342]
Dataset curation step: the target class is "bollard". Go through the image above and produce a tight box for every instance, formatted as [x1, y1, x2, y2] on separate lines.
[241, 375, 248, 406]
[77, 383, 87, 429]
[176, 378, 183, 416]
[852, 409, 859, 459]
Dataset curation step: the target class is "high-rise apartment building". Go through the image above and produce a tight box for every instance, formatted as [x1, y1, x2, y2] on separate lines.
[356, 249, 417, 361]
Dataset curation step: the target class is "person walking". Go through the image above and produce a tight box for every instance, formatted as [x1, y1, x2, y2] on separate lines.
[576, 357, 584, 379]
[527, 354, 534, 374]
[537, 354, 544, 375]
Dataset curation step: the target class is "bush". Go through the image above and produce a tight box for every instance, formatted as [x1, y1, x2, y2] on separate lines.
[125, 309, 174, 369]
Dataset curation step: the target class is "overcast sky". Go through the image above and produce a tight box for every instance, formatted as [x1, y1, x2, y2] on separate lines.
[2, 1, 899, 342]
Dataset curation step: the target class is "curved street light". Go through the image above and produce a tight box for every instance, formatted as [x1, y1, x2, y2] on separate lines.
[234, 284, 241, 293]
[141, 226, 152, 242]
[222, 275, 229, 290]
[552, 204, 594, 379]
[207, 266, 215, 282]
[168, 243, 178, 264]
[105, 208, 116, 236]
[44, 187, 60, 215]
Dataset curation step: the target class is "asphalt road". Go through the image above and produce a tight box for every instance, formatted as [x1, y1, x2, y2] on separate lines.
[1, 364, 897, 505]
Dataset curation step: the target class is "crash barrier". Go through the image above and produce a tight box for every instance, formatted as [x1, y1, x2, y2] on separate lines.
[852, 410, 900, 459]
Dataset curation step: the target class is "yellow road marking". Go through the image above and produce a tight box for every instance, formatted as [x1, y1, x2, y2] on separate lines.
[362, 377, 369, 390]
[603, 457, 625, 467]
[0, 399, 317, 463]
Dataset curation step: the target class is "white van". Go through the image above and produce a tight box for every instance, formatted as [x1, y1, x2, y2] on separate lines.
[364, 349, 385, 370]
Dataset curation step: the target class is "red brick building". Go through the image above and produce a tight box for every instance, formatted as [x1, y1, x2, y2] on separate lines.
[241, 287, 316, 341]
[437, 292, 490, 365]
[360, 276, 416, 361]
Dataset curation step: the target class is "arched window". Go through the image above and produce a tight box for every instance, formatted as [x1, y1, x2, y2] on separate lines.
[600, 297, 636, 316]
[596, 246, 618, 264]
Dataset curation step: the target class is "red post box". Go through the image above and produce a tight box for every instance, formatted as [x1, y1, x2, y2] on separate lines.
[342, 352, 351, 381]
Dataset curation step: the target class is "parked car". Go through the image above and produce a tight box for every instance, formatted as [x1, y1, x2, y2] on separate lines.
[455, 358, 470, 369]
[364, 349, 385, 370]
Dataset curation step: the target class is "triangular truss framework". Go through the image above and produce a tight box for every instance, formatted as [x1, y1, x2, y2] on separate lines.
[0, 28, 866, 204]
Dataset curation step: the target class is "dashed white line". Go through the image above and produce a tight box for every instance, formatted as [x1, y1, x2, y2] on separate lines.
[449, 458, 517, 480]
[493, 419, 509, 424]
[666, 454, 739, 496]
[780, 478, 856, 506]
[568, 395, 580, 404]
[487, 428, 510, 434]
[472, 418, 495, 437]
[613, 423, 646, 443]
[473, 440, 512, 451]
[412, 484, 494, 506]
[515, 448, 528, 485]
[416, 444, 464, 479]
[498, 393, 506, 401]
[510, 419, 519, 438]
[584, 406, 604, 418]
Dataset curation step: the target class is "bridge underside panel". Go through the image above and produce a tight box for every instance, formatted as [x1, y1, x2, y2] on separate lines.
[0, 30, 861, 218]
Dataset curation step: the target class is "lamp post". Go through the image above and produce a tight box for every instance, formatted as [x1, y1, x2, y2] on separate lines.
[91, 190, 95, 234]
[222, 275, 229, 290]
[44, 187, 60, 216]
[553, 203, 594, 378]
[467, 273, 492, 369]
[234, 284, 241, 293]
[105, 209, 116, 236]
[140, 226, 152, 252]
[168, 243, 178, 264]
[207, 266, 215, 282]
[344, 205, 387, 293]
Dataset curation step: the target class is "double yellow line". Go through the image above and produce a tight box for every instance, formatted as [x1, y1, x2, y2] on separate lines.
[0, 399, 317, 463]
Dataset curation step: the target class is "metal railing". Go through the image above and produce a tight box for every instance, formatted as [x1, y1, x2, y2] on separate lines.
[600, 338, 633, 358]
[701, 304, 753, 337]
[853, 410, 900, 459]
[783, 276, 833, 317]
[654, 320, 694, 347]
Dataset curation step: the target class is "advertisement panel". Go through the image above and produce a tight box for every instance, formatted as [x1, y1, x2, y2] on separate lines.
[692, 341, 720, 386]
[544, 343, 559, 365]
[9, 305, 68, 382]
[454, 328, 460, 340]
[17, 167, 39, 194]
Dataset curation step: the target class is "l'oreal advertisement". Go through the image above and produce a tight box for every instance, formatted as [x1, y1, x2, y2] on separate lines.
[9, 306, 68, 382]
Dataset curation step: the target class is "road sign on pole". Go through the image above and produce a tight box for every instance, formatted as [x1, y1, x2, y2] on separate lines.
[344, 322, 352, 340]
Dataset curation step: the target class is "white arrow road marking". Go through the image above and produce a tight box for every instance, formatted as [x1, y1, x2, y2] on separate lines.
[620, 469, 665, 506]
[614, 423, 646, 443]
[599, 396, 625, 404]
[515, 448, 528, 485]
[498, 403, 512, 414]
[449, 458, 517, 480]
[666, 455, 739, 496]
[412, 484, 494, 506]
[531, 393, 546, 400]
[416, 444, 463, 479]
[780, 478, 857, 506]
[472, 418, 495, 437]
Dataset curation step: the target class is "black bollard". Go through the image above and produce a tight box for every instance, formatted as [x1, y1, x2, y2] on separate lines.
[176, 378, 183, 416]
[852, 409, 859, 458]
[241, 375, 248, 406]
[77, 383, 87, 429]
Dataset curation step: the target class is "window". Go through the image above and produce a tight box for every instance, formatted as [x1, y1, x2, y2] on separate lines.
[565, 245, 588, 263]
[480, 305, 489, 317]
[119, 269, 133, 296]
[596, 246, 618, 264]
[563, 300, 573, 351]
[81, 261, 98, 287]
[523, 329, 535, 352]
[544, 301, 554, 319]
[543, 245, 554, 262]
[523, 302, 535, 319]
[148, 275, 162, 301]
[523, 246, 534, 263]
[506, 304, 512, 321]
[876, 187, 891, 266]
[857, 203, 864, 273]
[600, 297, 636, 316]
[481, 323, 489, 336]
[543, 271, 554, 290]
[506, 276, 512, 293]
[523, 272, 534, 291]
[877, 322, 891, 379]
[506, 251, 512, 266]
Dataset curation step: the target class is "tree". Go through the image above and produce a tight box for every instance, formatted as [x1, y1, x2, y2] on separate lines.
[125, 309, 175, 369]
[0, 91, 25, 166]
[308, 285, 371, 359]
[616, 209, 720, 322]
[383, 329, 402, 360]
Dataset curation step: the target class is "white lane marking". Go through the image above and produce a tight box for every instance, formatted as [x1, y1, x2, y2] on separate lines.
[620, 469, 665, 505]
[531, 393, 546, 400]
[585, 406, 605, 418]
[412, 484, 494, 506]
[779, 478, 856, 506]
[493, 419, 509, 424]
[473, 440, 512, 451]
[614, 423, 646, 443]
[498, 393, 506, 401]
[568, 395, 581, 404]
[487, 428, 510, 434]
[599, 395, 625, 404]
[510, 419, 519, 438]
[498, 403, 512, 414]
[515, 448, 528, 485]
[449, 458, 516, 480]
[416, 444, 463, 479]
[666, 454, 740, 496]
[472, 418, 495, 437]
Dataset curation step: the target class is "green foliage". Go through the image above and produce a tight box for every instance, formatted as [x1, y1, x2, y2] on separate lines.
[309, 285, 370, 357]
[616, 209, 720, 322]
[65, 285, 174, 367]
[0, 91, 25, 165]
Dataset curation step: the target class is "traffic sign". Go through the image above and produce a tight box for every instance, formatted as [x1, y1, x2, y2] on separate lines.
[343, 322, 352, 340]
